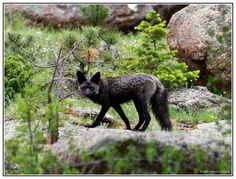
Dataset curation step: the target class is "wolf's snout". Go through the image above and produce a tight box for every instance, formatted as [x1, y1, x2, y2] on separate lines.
[85, 89, 90, 96]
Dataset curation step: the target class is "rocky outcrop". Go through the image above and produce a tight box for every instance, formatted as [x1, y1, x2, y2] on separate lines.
[4, 4, 152, 30]
[5, 4, 187, 31]
[49, 127, 231, 174]
[191, 120, 231, 137]
[167, 4, 232, 92]
[168, 86, 231, 111]
[4, 120, 19, 140]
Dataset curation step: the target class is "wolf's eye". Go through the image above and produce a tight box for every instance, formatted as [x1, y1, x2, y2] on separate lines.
[81, 86, 87, 90]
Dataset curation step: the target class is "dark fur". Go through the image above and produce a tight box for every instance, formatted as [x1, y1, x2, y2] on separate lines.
[77, 71, 172, 131]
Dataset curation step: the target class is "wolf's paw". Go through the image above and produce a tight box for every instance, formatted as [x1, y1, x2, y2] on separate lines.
[132, 128, 142, 132]
[84, 124, 96, 128]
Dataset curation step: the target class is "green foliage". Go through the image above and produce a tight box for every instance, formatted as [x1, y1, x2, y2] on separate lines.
[216, 154, 231, 174]
[99, 28, 119, 50]
[5, 32, 35, 57]
[5, 54, 34, 103]
[5, 86, 46, 174]
[5, 84, 69, 174]
[119, 10, 199, 89]
[191, 146, 208, 173]
[145, 141, 157, 163]
[81, 5, 109, 26]
[82, 26, 100, 47]
[75, 141, 231, 174]
[135, 10, 167, 42]
[61, 31, 78, 50]
[220, 103, 231, 121]
[5, 139, 71, 174]
[161, 146, 187, 174]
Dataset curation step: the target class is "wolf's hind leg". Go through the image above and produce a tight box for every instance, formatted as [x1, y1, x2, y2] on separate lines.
[133, 98, 146, 130]
[139, 109, 151, 131]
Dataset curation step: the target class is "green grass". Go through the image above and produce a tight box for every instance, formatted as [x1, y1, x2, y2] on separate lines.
[169, 106, 221, 125]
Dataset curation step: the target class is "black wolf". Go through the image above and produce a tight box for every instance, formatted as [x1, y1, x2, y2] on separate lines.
[77, 71, 172, 131]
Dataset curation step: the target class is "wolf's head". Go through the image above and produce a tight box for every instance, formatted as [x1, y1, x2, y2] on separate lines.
[77, 71, 100, 98]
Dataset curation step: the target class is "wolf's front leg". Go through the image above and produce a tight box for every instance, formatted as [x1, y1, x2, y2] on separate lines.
[85, 105, 110, 128]
[112, 104, 131, 130]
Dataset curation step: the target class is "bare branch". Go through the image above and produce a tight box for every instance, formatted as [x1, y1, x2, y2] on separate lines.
[32, 63, 56, 68]
[60, 38, 84, 64]
[72, 52, 83, 63]
[48, 47, 62, 103]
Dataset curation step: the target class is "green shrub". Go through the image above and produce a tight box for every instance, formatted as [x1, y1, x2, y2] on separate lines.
[81, 5, 109, 26]
[119, 10, 199, 89]
[98, 28, 119, 51]
[5, 54, 34, 103]
[5, 32, 37, 60]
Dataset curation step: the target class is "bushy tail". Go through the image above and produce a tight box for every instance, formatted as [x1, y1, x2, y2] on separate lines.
[151, 87, 172, 131]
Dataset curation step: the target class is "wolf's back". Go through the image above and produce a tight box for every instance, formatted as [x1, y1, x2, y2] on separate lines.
[108, 73, 160, 96]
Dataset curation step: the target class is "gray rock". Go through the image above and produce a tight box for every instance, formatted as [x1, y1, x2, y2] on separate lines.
[191, 120, 231, 137]
[167, 4, 232, 91]
[4, 120, 19, 140]
[168, 86, 231, 111]
[49, 127, 231, 173]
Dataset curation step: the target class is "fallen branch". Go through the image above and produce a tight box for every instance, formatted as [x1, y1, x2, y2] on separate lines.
[58, 90, 78, 101]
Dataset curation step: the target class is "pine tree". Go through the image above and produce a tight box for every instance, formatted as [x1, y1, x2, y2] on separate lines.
[81, 5, 109, 27]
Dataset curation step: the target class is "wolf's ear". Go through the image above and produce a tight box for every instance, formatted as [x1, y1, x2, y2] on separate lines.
[90, 72, 100, 84]
[77, 71, 87, 84]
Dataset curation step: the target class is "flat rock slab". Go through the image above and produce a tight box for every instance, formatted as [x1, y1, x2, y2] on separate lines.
[168, 86, 231, 111]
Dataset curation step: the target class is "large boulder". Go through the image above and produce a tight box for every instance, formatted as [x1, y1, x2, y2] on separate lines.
[168, 86, 231, 111]
[167, 4, 232, 92]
